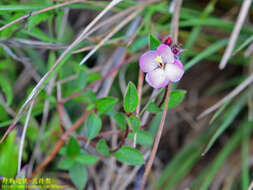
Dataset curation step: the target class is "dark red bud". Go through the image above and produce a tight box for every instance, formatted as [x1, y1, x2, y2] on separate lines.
[164, 37, 172, 46]
[173, 48, 178, 54]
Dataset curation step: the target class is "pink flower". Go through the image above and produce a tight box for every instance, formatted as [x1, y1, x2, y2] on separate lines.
[139, 43, 184, 89]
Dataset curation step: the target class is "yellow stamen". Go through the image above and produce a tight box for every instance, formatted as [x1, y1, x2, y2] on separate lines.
[155, 56, 163, 63]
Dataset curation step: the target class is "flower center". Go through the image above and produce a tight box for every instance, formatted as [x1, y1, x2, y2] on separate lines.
[155, 56, 163, 64]
[155, 56, 166, 69]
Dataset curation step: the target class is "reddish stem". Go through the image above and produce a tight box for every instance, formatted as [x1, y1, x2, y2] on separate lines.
[57, 102, 64, 135]
[28, 110, 92, 180]
[140, 83, 172, 190]
[110, 125, 129, 153]
[136, 69, 144, 116]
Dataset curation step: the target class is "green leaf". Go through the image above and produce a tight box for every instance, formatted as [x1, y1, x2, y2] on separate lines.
[114, 146, 144, 165]
[148, 112, 162, 137]
[59, 147, 67, 155]
[0, 75, 13, 106]
[0, 131, 18, 178]
[73, 67, 87, 91]
[128, 131, 153, 146]
[95, 97, 118, 114]
[24, 27, 58, 42]
[146, 102, 162, 113]
[123, 82, 138, 113]
[96, 139, 110, 157]
[86, 103, 95, 111]
[86, 113, 102, 140]
[69, 163, 87, 190]
[0, 104, 9, 121]
[28, 12, 52, 30]
[75, 153, 99, 165]
[58, 157, 75, 170]
[185, 39, 228, 71]
[113, 112, 126, 130]
[128, 116, 140, 132]
[241, 117, 251, 190]
[67, 136, 80, 157]
[167, 90, 186, 109]
[87, 73, 101, 83]
[149, 34, 161, 50]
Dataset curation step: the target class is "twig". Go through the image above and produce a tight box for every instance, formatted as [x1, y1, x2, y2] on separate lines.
[77, 5, 137, 47]
[17, 99, 35, 175]
[28, 110, 92, 180]
[137, 69, 144, 117]
[139, 83, 172, 190]
[88, 166, 101, 190]
[79, 7, 141, 65]
[9, 38, 66, 50]
[197, 72, 253, 119]
[110, 125, 129, 153]
[101, 119, 118, 190]
[27, 77, 56, 175]
[248, 181, 253, 190]
[111, 164, 129, 190]
[0, 43, 29, 63]
[245, 42, 253, 57]
[170, 0, 183, 45]
[219, 0, 252, 69]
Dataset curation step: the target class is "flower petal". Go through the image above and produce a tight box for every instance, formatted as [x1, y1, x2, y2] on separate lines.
[165, 63, 184, 82]
[145, 69, 169, 89]
[157, 44, 174, 64]
[139, 51, 159, 72]
[174, 59, 184, 70]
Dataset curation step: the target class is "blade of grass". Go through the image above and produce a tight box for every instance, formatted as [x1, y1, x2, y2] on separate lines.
[205, 76, 246, 96]
[184, 39, 228, 71]
[202, 90, 248, 155]
[184, 0, 216, 51]
[161, 149, 200, 190]
[233, 35, 253, 56]
[17, 99, 35, 175]
[242, 117, 250, 190]
[198, 116, 253, 190]
[209, 99, 231, 125]
[219, 0, 252, 69]
[155, 133, 209, 189]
